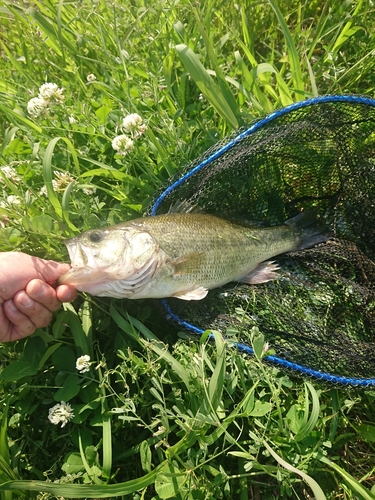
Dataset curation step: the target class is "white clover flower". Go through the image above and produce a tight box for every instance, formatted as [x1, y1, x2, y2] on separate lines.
[87, 73, 96, 82]
[54, 170, 74, 189]
[40, 171, 73, 196]
[38, 82, 64, 102]
[82, 185, 97, 196]
[5, 195, 21, 205]
[76, 355, 91, 373]
[39, 185, 48, 197]
[135, 124, 147, 138]
[48, 401, 74, 428]
[112, 134, 134, 155]
[27, 96, 48, 118]
[122, 113, 143, 133]
[0, 166, 20, 184]
[121, 113, 147, 138]
[68, 115, 77, 124]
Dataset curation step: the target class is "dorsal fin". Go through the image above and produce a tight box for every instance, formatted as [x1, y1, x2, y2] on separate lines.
[168, 200, 203, 214]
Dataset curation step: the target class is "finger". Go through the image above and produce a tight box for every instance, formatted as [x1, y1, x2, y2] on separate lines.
[0, 300, 13, 342]
[3, 299, 37, 340]
[30, 257, 72, 284]
[56, 284, 78, 303]
[25, 279, 62, 311]
[12, 291, 53, 329]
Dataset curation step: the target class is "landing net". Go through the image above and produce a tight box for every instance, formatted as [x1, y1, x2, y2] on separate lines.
[149, 95, 375, 387]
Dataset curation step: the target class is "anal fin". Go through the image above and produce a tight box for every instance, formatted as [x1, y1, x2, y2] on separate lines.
[239, 261, 280, 285]
[172, 286, 208, 301]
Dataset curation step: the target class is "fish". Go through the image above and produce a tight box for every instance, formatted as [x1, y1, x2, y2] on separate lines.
[57, 210, 332, 300]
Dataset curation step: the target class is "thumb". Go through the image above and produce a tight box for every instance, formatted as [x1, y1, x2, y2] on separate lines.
[33, 257, 72, 283]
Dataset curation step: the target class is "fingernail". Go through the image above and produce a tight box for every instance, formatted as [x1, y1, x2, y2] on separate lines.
[18, 295, 34, 308]
[6, 300, 18, 312]
[29, 281, 48, 299]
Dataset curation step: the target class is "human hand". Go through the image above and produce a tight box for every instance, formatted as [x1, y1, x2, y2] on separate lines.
[0, 252, 77, 342]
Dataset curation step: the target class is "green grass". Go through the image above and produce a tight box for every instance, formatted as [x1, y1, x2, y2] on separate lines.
[1, 0, 375, 498]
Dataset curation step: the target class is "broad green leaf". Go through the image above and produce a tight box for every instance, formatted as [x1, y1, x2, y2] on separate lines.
[140, 440, 152, 473]
[356, 424, 375, 443]
[52, 346, 77, 371]
[249, 400, 272, 417]
[61, 452, 85, 475]
[95, 105, 112, 124]
[155, 463, 186, 499]
[0, 361, 38, 381]
[252, 331, 265, 359]
[54, 373, 81, 401]
[22, 214, 53, 234]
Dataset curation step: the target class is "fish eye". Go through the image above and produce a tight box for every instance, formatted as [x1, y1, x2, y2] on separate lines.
[89, 231, 103, 243]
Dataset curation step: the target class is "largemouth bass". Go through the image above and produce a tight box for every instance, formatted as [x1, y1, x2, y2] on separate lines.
[58, 211, 332, 300]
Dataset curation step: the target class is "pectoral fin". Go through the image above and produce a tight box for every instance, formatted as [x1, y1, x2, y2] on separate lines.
[172, 286, 208, 300]
[239, 261, 280, 284]
[171, 252, 206, 277]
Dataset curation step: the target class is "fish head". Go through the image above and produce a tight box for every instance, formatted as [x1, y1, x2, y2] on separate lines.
[58, 224, 158, 295]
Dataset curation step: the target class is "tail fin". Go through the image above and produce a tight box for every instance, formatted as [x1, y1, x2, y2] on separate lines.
[286, 210, 333, 251]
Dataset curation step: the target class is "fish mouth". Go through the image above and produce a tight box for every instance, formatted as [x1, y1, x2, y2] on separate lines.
[57, 266, 109, 287]
[65, 239, 89, 267]
[57, 239, 102, 287]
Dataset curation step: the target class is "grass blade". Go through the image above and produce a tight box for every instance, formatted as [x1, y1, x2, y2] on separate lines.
[0, 405, 10, 474]
[0, 463, 165, 497]
[63, 303, 90, 356]
[191, 6, 243, 127]
[206, 331, 226, 413]
[267, 0, 304, 98]
[320, 456, 375, 500]
[0, 103, 42, 134]
[263, 441, 327, 500]
[306, 55, 318, 97]
[101, 413, 112, 480]
[294, 382, 320, 442]
[110, 306, 192, 393]
[43, 137, 80, 229]
[175, 44, 239, 128]
[330, 0, 363, 56]
[0, 126, 18, 156]
[78, 431, 101, 485]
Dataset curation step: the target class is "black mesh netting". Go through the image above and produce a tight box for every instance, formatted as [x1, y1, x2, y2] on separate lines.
[148, 95, 375, 386]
